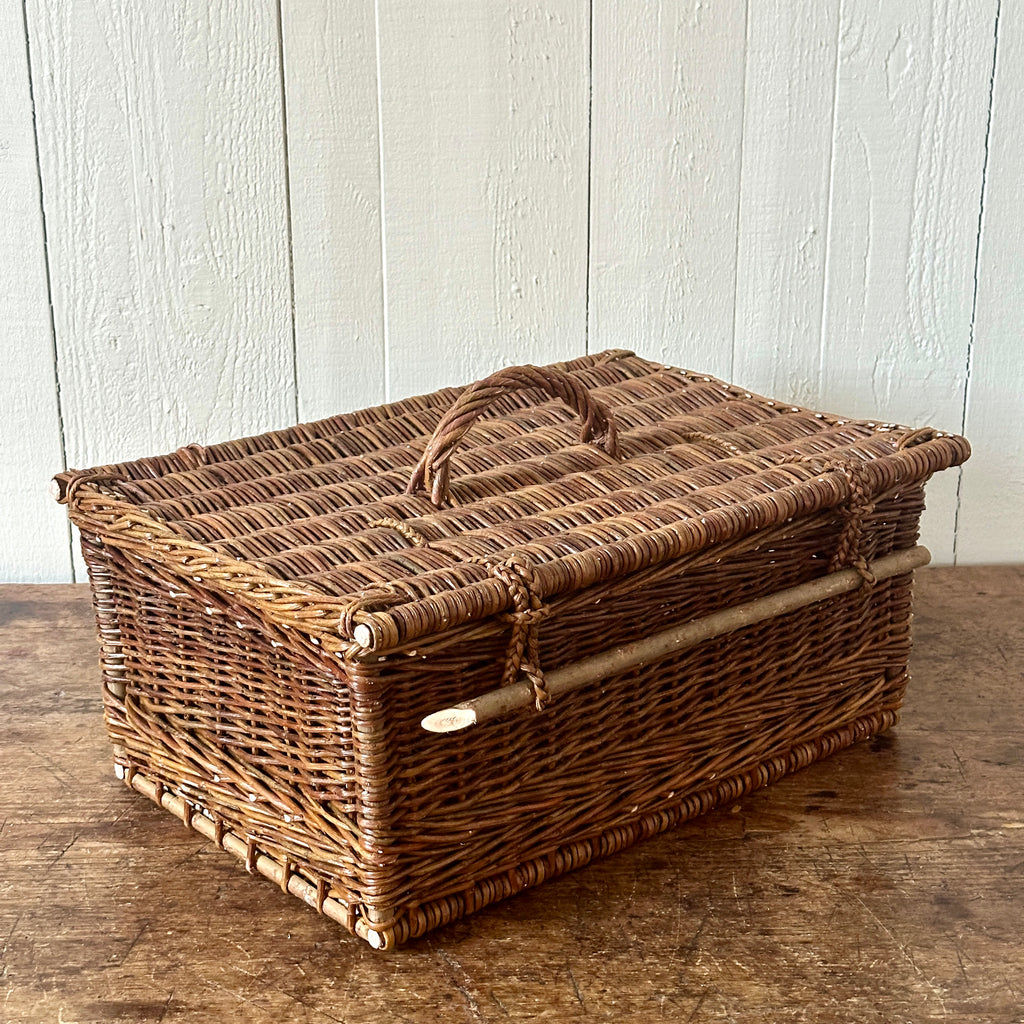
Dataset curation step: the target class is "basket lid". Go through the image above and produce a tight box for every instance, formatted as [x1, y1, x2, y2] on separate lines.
[54, 350, 969, 654]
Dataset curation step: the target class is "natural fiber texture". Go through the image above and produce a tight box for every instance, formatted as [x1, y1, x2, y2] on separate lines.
[55, 350, 970, 948]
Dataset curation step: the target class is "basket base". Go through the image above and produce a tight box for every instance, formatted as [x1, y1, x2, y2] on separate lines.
[116, 705, 898, 949]
[120, 765, 358, 936]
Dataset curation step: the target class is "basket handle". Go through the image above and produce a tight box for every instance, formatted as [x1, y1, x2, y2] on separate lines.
[406, 364, 620, 506]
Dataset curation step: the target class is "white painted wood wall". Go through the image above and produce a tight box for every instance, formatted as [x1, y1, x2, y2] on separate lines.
[2, 1, 1020, 582]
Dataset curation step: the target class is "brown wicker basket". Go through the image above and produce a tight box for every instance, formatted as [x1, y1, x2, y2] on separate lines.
[54, 350, 969, 948]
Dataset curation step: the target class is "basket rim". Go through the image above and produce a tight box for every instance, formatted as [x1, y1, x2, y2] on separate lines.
[54, 351, 970, 656]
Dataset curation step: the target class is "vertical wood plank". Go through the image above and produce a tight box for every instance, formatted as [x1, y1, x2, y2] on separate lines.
[731, 1, 840, 405]
[281, 0, 385, 422]
[819, 0, 998, 564]
[589, 0, 748, 381]
[958, 4, 1023, 564]
[378, 1, 591, 400]
[0, 3, 71, 582]
[24, 0, 295, 471]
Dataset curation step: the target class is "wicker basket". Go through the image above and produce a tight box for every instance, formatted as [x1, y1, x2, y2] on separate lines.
[53, 350, 969, 948]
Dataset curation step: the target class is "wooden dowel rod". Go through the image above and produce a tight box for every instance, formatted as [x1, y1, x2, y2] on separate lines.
[421, 545, 931, 734]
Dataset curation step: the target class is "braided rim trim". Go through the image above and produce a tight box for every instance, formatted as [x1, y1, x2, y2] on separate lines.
[475, 553, 551, 712]
[778, 454, 877, 584]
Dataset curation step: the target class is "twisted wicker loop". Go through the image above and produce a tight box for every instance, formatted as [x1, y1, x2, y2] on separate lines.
[406, 364, 620, 506]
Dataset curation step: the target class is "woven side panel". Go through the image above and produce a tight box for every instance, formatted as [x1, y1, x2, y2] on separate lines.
[79, 481, 923, 941]
[80, 537, 128, 700]
[94, 543, 365, 910]
[368, 579, 913, 933]
[388, 708, 899, 945]
[350, 492, 922, 934]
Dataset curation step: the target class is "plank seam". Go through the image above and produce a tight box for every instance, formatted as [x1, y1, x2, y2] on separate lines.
[21, 0, 74, 582]
[274, 0, 300, 425]
[584, 0, 594, 356]
[953, 0, 1001, 565]
[373, 0, 391, 403]
[728, 0, 752, 383]
[816, 0, 846, 400]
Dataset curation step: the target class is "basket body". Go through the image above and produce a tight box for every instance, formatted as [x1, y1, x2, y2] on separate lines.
[56, 350, 969, 948]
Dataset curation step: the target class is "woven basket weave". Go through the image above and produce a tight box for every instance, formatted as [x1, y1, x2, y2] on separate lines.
[54, 350, 969, 948]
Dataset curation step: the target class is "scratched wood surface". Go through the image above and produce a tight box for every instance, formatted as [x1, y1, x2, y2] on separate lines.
[1, 567, 1022, 1023]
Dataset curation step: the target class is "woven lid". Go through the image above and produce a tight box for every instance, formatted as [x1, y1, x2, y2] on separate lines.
[54, 350, 970, 654]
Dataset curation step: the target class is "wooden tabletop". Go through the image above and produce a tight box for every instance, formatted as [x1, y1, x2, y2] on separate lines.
[1, 567, 1022, 1023]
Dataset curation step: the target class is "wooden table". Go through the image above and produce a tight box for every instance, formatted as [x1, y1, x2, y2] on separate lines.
[1, 568, 1022, 1023]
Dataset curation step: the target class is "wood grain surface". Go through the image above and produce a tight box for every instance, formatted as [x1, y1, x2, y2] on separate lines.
[22, 0, 296, 473]
[1, 567, 1021, 1022]
[732, 0, 840, 408]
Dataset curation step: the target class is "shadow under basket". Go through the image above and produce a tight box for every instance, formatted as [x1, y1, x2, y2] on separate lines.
[53, 350, 969, 948]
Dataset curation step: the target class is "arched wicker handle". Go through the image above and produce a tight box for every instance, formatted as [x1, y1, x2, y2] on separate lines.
[406, 364, 620, 506]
